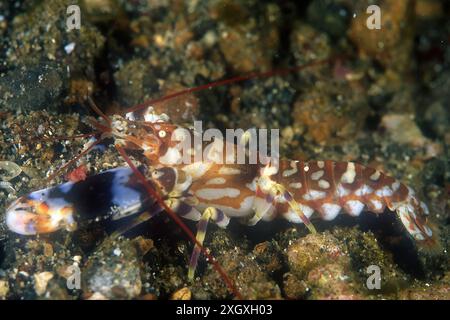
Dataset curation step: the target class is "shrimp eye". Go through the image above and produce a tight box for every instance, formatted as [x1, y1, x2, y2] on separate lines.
[152, 170, 163, 178]
[158, 130, 167, 138]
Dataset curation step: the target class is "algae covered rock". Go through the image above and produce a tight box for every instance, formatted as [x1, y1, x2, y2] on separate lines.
[1, 0, 105, 111]
[82, 237, 143, 299]
[285, 232, 365, 299]
[349, 0, 415, 74]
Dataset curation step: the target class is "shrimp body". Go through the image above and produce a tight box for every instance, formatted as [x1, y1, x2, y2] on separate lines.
[3, 99, 440, 287]
[148, 158, 435, 245]
[5, 55, 439, 298]
[5, 113, 437, 250]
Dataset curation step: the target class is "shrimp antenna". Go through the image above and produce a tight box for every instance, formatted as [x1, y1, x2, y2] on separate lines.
[123, 55, 342, 115]
[28, 133, 97, 143]
[86, 96, 111, 125]
[40, 96, 111, 184]
[46, 138, 104, 183]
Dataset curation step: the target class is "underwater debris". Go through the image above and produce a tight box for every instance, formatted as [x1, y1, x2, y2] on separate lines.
[200, 245, 282, 300]
[170, 287, 192, 300]
[349, 0, 415, 74]
[82, 237, 143, 300]
[0, 280, 9, 299]
[0, 181, 15, 194]
[0, 161, 22, 181]
[34, 271, 54, 296]
[0, 161, 21, 195]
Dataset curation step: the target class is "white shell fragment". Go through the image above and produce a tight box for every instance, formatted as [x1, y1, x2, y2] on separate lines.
[64, 42, 76, 54]
[0, 161, 22, 181]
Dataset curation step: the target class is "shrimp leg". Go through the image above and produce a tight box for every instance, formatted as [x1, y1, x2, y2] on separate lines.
[188, 207, 229, 280]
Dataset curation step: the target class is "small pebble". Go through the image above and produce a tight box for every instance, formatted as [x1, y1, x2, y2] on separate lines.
[64, 42, 76, 54]
[0, 280, 9, 299]
[34, 272, 54, 296]
[170, 287, 192, 300]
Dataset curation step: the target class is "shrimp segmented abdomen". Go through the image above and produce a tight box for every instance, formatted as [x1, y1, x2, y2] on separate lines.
[273, 159, 435, 246]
